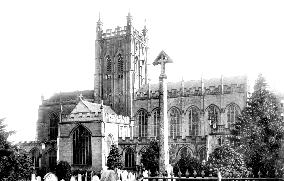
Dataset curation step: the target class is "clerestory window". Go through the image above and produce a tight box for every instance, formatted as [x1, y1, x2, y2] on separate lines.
[169, 108, 181, 138]
[188, 106, 200, 136]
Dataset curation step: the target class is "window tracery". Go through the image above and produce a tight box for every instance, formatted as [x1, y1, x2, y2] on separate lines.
[138, 110, 148, 137]
[153, 109, 160, 137]
[49, 113, 58, 140]
[124, 148, 135, 168]
[169, 108, 181, 138]
[227, 104, 240, 129]
[73, 126, 92, 165]
[106, 55, 112, 72]
[188, 107, 199, 136]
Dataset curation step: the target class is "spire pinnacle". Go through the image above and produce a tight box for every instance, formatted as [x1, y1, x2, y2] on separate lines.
[97, 12, 102, 26]
[127, 10, 133, 25]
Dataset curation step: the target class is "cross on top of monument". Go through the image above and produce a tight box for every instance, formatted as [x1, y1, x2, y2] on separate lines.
[153, 50, 173, 79]
[78, 93, 83, 100]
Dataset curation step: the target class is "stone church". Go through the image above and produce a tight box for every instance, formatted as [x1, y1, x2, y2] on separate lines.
[21, 13, 248, 173]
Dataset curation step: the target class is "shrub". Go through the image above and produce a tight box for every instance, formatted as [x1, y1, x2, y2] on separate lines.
[55, 161, 72, 181]
[107, 145, 122, 170]
[141, 140, 159, 176]
[173, 154, 204, 177]
[207, 145, 250, 178]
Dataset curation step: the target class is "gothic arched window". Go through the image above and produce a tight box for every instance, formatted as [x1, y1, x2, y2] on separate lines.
[106, 55, 112, 72]
[30, 148, 40, 169]
[178, 147, 192, 160]
[73, 126, 92, 165]
[153, 109, 160, 138]
[138, 110, 148, 137]
[117, 54, 123, 72]
[227, 104, 240, 129]
[49, 113, 59, 140]
[207, 105, 220, 129]
[199, 147, 207, 161]
[169, 108, 181, 138]
[125, 148, 135, 168]
[188, 107, 200, 136]
[47, 149, 57, 171]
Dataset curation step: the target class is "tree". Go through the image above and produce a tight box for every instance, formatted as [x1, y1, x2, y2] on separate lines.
[173, 152, 203, 177]
[232, 74, 284, 177]
[56, 161, 72, 181]
[207, 144, 250, 178]
[140, 140, 159, 175]
[107, 145, 122, 170]
[0, 118, 33, 181]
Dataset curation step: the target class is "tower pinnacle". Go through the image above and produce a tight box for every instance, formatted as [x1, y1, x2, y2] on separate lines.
[126, 11, 132, 25]
[97, 12, 103, 29]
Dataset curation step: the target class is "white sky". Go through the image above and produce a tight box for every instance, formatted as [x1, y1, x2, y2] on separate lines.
[0, 0, 284, 142]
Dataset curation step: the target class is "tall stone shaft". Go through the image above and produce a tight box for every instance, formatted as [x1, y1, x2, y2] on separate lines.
[153, 50, 173, 173]
[158, 74, 169, 173]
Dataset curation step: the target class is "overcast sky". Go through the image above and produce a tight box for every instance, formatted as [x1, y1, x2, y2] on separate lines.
[0, 0, 284, 142]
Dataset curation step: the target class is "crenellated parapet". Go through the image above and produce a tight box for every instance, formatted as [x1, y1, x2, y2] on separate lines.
[102, 26, 127, 39]
[118, 135, 206, 144]
[18, 141, 41, 146]
[100, 26, 145, 41]
[104, 114, 130, 124]
[61, 112, 102, 122]
[135, 81, 247, 100]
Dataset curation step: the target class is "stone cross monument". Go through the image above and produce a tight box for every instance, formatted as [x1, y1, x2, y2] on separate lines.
[153, 50, 173, 173]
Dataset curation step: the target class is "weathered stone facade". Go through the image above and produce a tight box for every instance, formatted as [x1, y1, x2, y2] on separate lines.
[20, 13, 248, 173]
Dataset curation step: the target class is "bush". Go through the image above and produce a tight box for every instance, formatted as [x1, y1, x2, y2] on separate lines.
[55, 161, 72, 181]
[173, 154, 204, 177]
[107, 145, 122, 170]
[141, 140, 159, 176]
[207, 145, 251, 178]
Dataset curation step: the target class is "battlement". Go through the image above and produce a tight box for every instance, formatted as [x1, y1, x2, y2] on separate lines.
[100, 25, 145, 41]
[61, 112, 102, 122]
[102, 26, 127, 38]
[105, 113, 130, 124]
[118, 135, 206, 144]
[18, 141, 41, 146]
[135, 83, 246, 100]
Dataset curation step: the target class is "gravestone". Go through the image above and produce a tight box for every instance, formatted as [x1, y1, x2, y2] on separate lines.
[44, 173, 58, 181]
[70, 176, 76, 181]
[37, 176, 42, 181]
[31, 174, 37, 181]
[92, 175, 100, 181]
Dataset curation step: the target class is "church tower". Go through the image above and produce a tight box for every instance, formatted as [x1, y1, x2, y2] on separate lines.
[94, 13, 148, 117]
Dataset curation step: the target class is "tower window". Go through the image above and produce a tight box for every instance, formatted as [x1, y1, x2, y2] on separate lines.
[117, 54, 124, 72]
[189, 106, 200, 136]
[73, 126, 92, 165]
[106, 55, 112, 72]
[49, 113, 59, 140]
[137, 110, 148, 137]
[169, 108, 181, 138]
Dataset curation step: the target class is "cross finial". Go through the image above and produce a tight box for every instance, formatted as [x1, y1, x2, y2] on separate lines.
[79, 93, 83, 100]
[153, 50, 173, 79]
